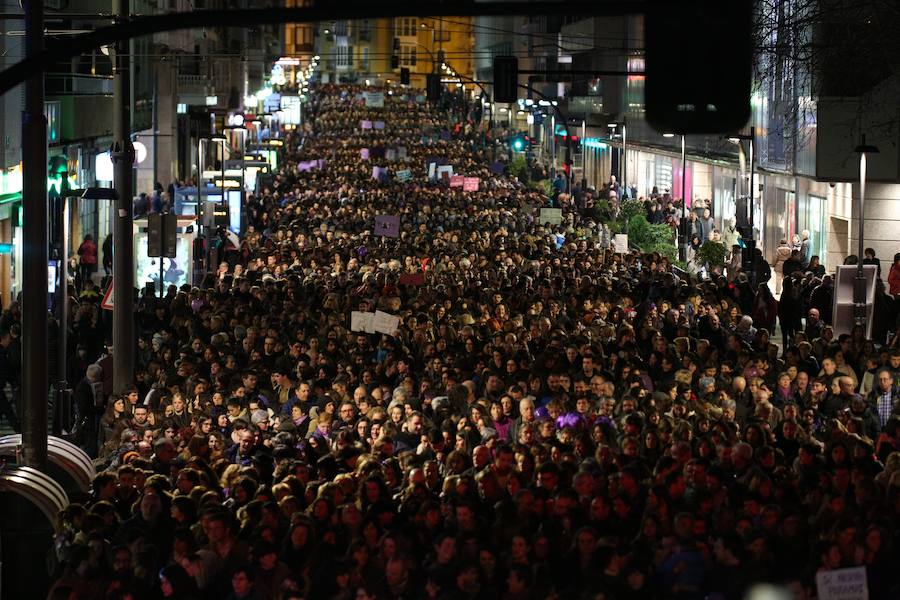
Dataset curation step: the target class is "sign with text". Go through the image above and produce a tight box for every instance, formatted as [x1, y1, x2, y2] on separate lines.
[374, 215, 400, 238]
[351, 311, 375, 333]
[373, 310, 401, 336]
[463, 177, 480, 192]
[361, 120, 373, 130]
[373, 121, 385, 130]
[613, 234, 629, 254]
[449, 175, 464, 188]
[364, 92, 384, 107]
[360, 148, 369, 160]
[396, 169, 412, 182]
[539, 208, 562, 226]
[815, 567, 868, 600]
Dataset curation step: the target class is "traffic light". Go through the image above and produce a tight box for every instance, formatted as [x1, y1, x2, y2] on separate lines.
[391, 38, 400, 70]
[646, 0, 752, 133]
[426, 73, 442, 103]
[493, 56, 518, 104]
[509, 134, 526, 152]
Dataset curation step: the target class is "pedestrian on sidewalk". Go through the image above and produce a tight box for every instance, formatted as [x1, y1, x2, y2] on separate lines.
[77, 234, 97, 289]
[772, 238, 793, 295]
[778, 277, 802, 347]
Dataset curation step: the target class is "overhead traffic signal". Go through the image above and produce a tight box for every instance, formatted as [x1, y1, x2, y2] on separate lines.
[509, 134, 527, 152]
[493, 56, 518, 104]
[645, 0, 752, 133]
[426, 73, 442, 103]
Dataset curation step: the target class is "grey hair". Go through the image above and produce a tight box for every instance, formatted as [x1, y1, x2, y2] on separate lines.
[87, 364, 103, 380]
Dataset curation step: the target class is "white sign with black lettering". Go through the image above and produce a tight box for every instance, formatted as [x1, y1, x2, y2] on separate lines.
[815, 567, 868, 600]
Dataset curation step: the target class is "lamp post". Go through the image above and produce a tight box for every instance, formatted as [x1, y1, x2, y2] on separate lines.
[57, 188, 119, 433]
[198, 134, 226, 277]
[607, 121, 626, 193]
[728, 128, 755, 239]
[664, 132, 691, 261]
[854, 136, 878, 330]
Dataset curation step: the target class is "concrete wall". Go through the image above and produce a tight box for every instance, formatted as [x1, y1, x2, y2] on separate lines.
[850, 182, 900, 269]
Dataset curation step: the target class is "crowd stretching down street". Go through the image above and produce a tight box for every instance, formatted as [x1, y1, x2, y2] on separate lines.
[24, 83, 900, 600]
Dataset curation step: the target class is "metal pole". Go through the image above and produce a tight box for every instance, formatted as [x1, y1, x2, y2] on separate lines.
[22, 0, 48, 468]
[748, 126, 755, 239]
[622, 121, 627, 197]
[679, 135, 688, 262]
[857, 144, 866, 273]
[152, 76, 159, 190]
[855, 144, 867, 327]
[55, 198, 69, 435]
[111, 0, 135, 395]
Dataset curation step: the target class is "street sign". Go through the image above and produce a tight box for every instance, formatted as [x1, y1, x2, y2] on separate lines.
[101, 280, 114, 311]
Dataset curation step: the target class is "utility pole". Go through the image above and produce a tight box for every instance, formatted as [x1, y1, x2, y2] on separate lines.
[22, 0, 49, 468]
[111, 0, 135, 394]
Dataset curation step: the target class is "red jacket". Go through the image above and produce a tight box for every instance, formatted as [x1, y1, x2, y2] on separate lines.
[78, 240, 97, 265]
[889, 263, 900, 296]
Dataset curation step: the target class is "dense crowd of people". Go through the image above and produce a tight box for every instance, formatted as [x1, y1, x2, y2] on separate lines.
[33, 83, 900, 600]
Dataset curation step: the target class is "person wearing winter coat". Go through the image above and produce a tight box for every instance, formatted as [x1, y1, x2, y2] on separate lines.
[77, 234, 97, 289]
[772, 239, 793, 295]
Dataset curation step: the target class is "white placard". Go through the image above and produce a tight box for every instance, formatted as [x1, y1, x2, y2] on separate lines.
[613, 234, 629, 254]
[351, 311, 375, 333]
[373, 310, 401, 336]
[538, 208, 562, 226]
[815, 567, 868, 600]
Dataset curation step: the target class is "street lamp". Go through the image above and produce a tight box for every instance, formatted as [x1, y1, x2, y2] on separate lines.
[608, 120, 627, 195]
[667, 133, 690, 261]
[198, 134, 226, 277]
[727, 127, 755, 239]
[56, 187, 118, 435]
[854, 135, 878, 330]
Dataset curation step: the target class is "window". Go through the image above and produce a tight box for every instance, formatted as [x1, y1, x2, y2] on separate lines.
[626, 56, 645, 114]
[400, 45, 417, 67]
[335, 45, 350, 70]
[434, 28, 450, 43]
[334, 21, 348, 37]
[396, 17, 418, 37]
[360, 47, 369, 69]
[301, 27, 313, 47]
[358, 20, 371, 42]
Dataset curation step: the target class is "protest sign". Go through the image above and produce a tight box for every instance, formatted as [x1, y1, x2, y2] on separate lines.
[815, 567, 868, 600]
[539, 208, 563, 226]
[436, 165, 453, 181]
[374, 215, 400, 238]
[396, 169, 412, 182]
[449, 175, 464, 188]
[463, 177, 480, 192]
[385, 149, 396, 161]
[374, 121, 385, 130]
[490, 161, 506, 175]
[360, 148, 369, 160]
[399, 272, 425, 286]
[361, 120, 372, 130]
[613, 234, 629, 254]
[373, 311, 401, 336]
[364, 92, 384, 107]
[350, 311, 375, 333]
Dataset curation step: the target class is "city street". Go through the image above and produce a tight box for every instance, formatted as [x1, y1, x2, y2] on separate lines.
[0, 4, 899, 600]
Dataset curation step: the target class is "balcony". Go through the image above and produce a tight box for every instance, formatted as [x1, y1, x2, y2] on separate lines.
[177, 73, 213, 95]
[45, 74, 113, 96]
